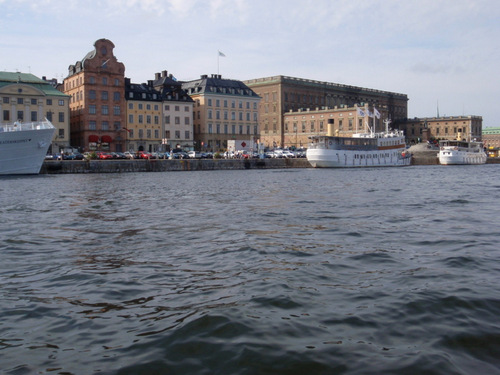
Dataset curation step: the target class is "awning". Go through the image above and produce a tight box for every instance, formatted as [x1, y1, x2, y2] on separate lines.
[89, 135, 99, 142]
[101, 135, 113, 143]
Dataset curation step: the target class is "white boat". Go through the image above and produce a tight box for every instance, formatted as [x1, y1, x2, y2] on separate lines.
[438, 139, 486, 165]
[0, 119, 56, 175]
[307, 118, 411, 168]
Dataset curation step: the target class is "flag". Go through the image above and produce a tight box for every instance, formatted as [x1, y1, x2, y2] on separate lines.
[357, 107, 365, 117]
[374, 107, 381, 119]
[218, 51, 226, 57]
[366, 109, 373, 118]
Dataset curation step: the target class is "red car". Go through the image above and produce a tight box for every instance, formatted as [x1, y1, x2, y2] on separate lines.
[97, 152, 114, 159]
[138, 151, 154, 159]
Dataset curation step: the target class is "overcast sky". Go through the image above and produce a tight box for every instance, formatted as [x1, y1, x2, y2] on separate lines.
[1, 0, 498, 127]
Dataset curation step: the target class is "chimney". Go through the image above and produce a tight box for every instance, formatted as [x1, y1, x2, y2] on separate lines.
[162, 70, 168, 77]
[155, 72, 161, 80]
[147, 80, 153, 87]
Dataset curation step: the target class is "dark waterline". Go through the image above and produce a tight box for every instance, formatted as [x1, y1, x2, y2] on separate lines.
[1, 166, 500, 374]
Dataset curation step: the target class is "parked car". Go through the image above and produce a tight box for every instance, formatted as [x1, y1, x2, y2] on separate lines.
[112, 152, 127, 159]
[188, 151, 202, 159]
[96, 152, 114, 160]
[139, 151, 154, 159]
[45, 154, 58, 160]
[124, 151, 136, 159]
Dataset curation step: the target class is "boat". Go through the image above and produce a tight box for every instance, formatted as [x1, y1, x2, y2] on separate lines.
[0, 119, 56, 175]
[307, 116, 411, 168]
[438, 139, 486, 165]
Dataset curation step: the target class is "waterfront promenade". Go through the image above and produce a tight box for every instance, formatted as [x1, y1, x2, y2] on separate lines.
[41, 152, 499, 174]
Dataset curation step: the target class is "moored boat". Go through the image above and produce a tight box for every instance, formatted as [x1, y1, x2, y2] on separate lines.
[307, 113, 411, 168]
[438, 139, 486, 165]
[0, 119, 55, 175]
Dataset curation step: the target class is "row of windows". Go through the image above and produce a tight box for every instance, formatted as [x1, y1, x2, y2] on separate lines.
[2, 97, 64, 106]
[125, 129, 191, 140]
[164, 104, 190, 112]
[207, 110, 258, 121]
[128, 114, 161, 125]
[88, 121, 122, 131]
[66, 76, 120, 90]
[88, 105, 121, 115]
[164, 130, 191, 139]
[206, 123, 258, 135]
[128, 103, 160, 111]
[206, 98, 257, 110]
[2, 110, 64, 122]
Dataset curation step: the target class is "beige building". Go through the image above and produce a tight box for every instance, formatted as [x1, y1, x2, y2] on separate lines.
[244, 75, 408, 149]
[0, 72, 70, 153]
[399, 116, 483, 145]
[64, 38, 127, 152]
[482, 127, 500, 152]
[182, 74, 260, 152]
[283, 105, 390, 148]
[153, 71, 194, 151]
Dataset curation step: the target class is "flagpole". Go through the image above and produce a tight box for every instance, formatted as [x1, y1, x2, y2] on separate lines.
[217, 51, 220, 75]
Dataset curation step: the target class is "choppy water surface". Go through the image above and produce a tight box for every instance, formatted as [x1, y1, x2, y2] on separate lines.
[1, 165, 500, 374]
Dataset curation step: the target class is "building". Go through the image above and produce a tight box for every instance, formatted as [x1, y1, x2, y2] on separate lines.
[182, 74, 260, 152]
[399, 116, 483, 145]
[283, 105, 389, 148]
[153, 71, 194, 151]
[482, 127, 500, 156]
[64, 38, 126, 152]
[244, 75, 408, 149]
[0, 71, 70, 153]
[124, 78, 163, 153]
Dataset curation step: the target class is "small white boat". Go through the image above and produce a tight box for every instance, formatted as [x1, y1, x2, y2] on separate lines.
[438, 139, 486, 165]
[0, 119, 56, 175]
[307, 117, 411, 168]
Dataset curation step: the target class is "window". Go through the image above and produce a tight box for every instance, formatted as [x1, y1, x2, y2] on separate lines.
[165, 105, 170, 111]
[89, 77, 96, 84]
[147, 129, 152, 138]
[102, 121, 109, 131]
[31, 98, 37, 105]
[114, 122, 121, 130]
[138, 115, 143, 124]
[114, 92, 120, 101]
[216, 99, 220, 107]
[129, 114, 134, 123]
[165, 130, 170, 138]
[154, 116, 159, 125]
[147, 115, 151, 124]
[102, 105, 109, 115]
[146, 104, 151, 110]
[59, 128, 65, 138]
[58, 100, 64, 106]
[58, 112, 64, 122]
[17, 98, 23, 104]
[89, 105, 96, 114]
[185, 117, 190, 125]
[139, 129, 144, 138]
[185, 130, 190, 139]
[129, 129, 134, 138]
[175, 130, 180, 139]
[102, 91, 108, 100]
[3, 110, 9, 121]
[3, 97, 9, 104]
[175, 105, 180, 111]
[208, 124, 213, 134]
[102, 77, 108, 85]
[114, 106, 120, 115]
[31, 111, 37, 121]
[208, 110, 213, 119]
[175, 117, 180, 125]
[138, 103, 143, 110]
[154, 129, 159, 138]
[165, 115, 170, 124]
[89, 121, 96, 130]
[114, 79, 120, 86]
[89, 90, 96, 100]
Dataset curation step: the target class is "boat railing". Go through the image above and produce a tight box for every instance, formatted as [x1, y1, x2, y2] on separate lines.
[0, 119, 55, 132]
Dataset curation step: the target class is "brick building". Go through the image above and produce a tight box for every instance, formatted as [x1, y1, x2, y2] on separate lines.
[244, 75, 408, 149]
[64, 39, 126, 152]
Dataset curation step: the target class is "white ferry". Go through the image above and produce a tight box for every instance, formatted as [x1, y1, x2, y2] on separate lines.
[438, 139, 486, 165]
[0, 119, 55, 175]
[307, 118, 411, 168]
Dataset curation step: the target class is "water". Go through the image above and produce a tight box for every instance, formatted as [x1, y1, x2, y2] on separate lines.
[1, 166, 500, 374]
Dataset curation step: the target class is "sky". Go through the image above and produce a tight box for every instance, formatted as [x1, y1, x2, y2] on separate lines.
[1, 0, 499, 127]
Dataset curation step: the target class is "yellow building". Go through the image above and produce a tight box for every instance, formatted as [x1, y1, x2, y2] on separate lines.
[0, 72, 70, 153]
[125, 79, 163, 153]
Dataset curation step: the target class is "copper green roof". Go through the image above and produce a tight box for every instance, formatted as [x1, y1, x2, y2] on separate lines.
[483, 127, 500, 134]
[0, 71, 68, 97]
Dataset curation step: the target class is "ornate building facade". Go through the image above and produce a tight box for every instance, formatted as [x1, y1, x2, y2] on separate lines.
[244, 75, 408, 149]
[399, 116, 483, 145]
[64, 39, 126, 152]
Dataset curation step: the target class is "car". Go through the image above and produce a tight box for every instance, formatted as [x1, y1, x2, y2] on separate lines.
[138, 151, 154, 159]
[124, 151, 136, 159]
[112, 152, 127, 159]
[188, 151, 202, 159]
[98, 152, 114, 159]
